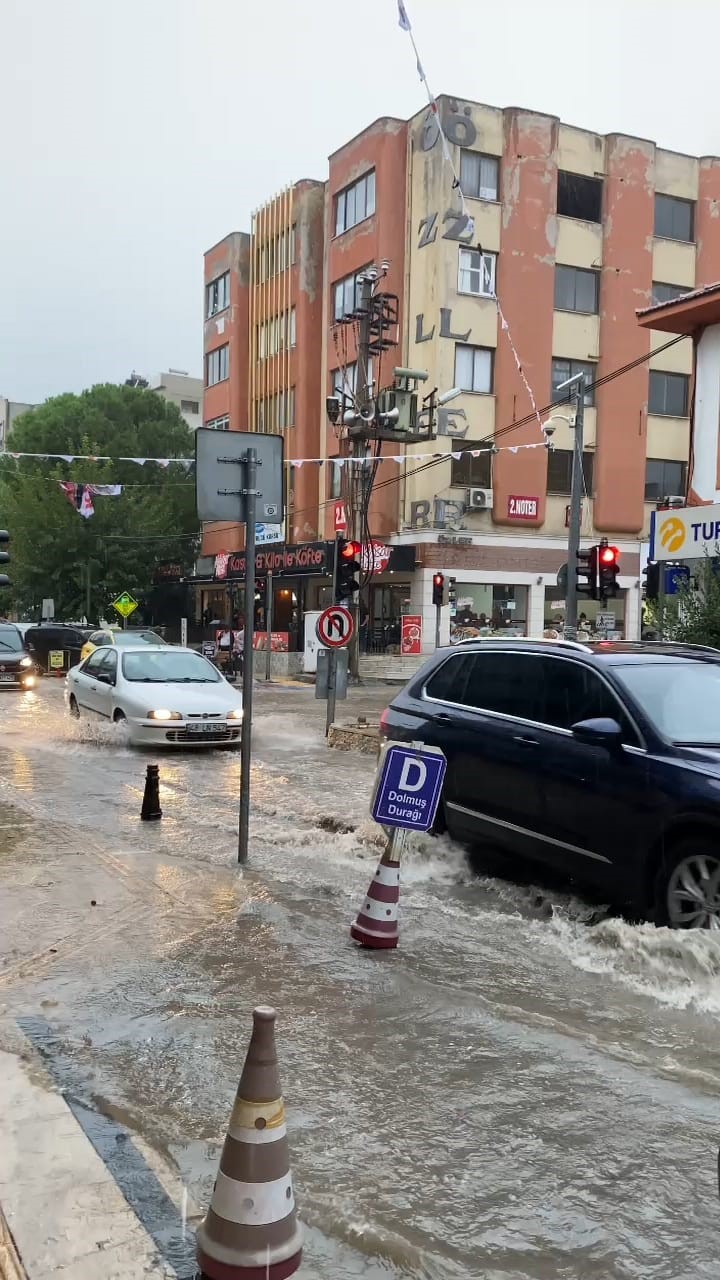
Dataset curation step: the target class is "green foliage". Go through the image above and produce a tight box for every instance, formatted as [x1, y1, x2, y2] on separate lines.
[667, 558, 720, 649]
[0, 384, 199, 621]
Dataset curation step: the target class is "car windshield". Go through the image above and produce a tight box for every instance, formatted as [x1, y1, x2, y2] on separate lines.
[614, 660, 720, 744]
[122, 650, 221, 683]
[0, 626, 23, 652]
[114, 631, 166, 646]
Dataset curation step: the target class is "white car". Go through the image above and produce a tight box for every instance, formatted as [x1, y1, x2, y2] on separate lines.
[65, 644, 243, 747]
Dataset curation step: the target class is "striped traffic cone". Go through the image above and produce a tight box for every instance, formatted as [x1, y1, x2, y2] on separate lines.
[350, 836, 401, 949]
[196, 1006, 302, 1280]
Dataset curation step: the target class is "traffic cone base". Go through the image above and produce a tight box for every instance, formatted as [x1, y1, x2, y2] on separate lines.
[197, 1007, 302, 1280]
[350, 855, 400, 949]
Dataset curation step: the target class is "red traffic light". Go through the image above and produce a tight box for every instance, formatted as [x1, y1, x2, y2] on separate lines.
[433, 573, 444, 587]
[599, 545, 618, 565]
[341, 540, 361, 560]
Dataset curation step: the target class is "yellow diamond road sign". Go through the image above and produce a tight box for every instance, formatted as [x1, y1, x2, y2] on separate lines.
[112, 591, 138, 619]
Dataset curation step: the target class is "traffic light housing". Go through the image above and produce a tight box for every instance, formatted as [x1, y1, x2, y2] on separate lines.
[0, 530, 9, 588]
[575, 547, 598, 600]
[336, 538, 361, 602]
[432, 572, 445, 607]
[643, 561, 660, 602]
[598, 539, 620, 600]
[448, 576, 457, 610]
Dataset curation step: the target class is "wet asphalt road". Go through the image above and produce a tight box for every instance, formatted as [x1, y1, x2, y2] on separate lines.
[1, 680, 720, 1279]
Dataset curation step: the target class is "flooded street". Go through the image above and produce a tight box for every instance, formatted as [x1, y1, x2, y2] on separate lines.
[1, 681, 719, 1279]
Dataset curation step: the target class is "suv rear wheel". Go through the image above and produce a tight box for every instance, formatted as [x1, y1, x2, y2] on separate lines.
[655, 838, 720, 929]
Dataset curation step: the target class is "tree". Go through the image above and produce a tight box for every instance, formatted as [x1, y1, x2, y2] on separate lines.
[668, 558, 720, 648]
[0, 384, 200, 621]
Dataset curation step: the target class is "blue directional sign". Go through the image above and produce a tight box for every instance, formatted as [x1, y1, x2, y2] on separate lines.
[371, 744, 447, 832]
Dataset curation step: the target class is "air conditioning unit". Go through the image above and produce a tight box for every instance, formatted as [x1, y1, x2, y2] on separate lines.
[466, 487, 493, 510]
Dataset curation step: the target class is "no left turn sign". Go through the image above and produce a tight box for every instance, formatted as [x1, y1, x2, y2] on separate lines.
[316, 605, 355, 648]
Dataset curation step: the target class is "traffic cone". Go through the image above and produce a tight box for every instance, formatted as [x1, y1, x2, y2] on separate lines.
[140, 764, 162, 821]
[350, 836, 401, 949]
[196, 1006, 302, 1280]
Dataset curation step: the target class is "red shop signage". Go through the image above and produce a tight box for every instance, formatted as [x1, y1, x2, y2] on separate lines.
[215, 541, 330, 580]
[507, 495, 538, 520]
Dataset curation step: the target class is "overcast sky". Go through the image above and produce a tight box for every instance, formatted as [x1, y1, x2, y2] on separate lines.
[2, 0, 719, 405]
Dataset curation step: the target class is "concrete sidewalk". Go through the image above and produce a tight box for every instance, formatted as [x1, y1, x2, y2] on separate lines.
[0, 1042, 186, 1279]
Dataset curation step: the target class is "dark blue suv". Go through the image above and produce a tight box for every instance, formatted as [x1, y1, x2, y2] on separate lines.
[381, 639, 720, 929]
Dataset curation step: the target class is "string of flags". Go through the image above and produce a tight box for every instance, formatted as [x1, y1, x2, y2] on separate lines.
[60, 482, 122, 519]
[395, 0, 544, 433]
[3, 451, 193, 468]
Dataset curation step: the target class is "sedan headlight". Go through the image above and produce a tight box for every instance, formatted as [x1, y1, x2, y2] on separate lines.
[146, 709, 183, 721]
[227, 708, 243, 720]
[19, 656, 33, 668]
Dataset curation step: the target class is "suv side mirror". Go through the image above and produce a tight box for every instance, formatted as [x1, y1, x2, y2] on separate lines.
[571, 717, 623, 749]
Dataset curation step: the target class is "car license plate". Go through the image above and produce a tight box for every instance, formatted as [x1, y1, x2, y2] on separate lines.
[0, 674, 15, 682]
[189, 722, 218, 734]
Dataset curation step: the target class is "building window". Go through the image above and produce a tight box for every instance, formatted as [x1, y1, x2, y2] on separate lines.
[649, 370, 689, 417]
[454, 344, 494, 394]
[450, 446, 493, 488]
[289, 307, 296, 347]
[206, 272, 230, 317]
[452, 585, 528, 634]
[654, 194, 694, 243]
[206, 414, 230, 431]
[331, 358, 374, 399]
[551, 358, 596, 407]
[206, 344, 229, 386]
[460, 151, 499, 201]
[547, 449, 594, 495]
[557, 171, 603, 223]
[180, 399, 199, 414]
[335, 170, 376, 236]
[256, 309, 296, 359]
[652, 281, 689, 305]
[333, 267, 369, 320]
[645, 458, 687, 502]
[554, 264, 600, 314]
[458, 248, 496, 297]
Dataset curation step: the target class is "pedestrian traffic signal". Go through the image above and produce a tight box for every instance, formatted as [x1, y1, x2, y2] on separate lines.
[336, 538, 361, 602]
[432, 573, 445, 607]
[0, 530, 9, 588]
[598, 539, 620, 599]
[575, 547, 598, 599]
[642, 561, 660, 601]
[448, 576, 457, 608]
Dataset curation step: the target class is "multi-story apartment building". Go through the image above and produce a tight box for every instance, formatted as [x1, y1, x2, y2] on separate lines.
[148, 371, 203, 432]
[199, 97, 720, 655]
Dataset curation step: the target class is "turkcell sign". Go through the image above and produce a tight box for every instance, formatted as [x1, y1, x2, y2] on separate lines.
[371, 743, 447, 832]
[650, 503, 720, 561]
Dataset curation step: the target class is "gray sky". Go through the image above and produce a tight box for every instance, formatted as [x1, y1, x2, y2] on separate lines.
[2, 0, 719, 404]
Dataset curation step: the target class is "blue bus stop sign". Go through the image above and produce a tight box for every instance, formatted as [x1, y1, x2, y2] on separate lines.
[371, 743, 447, 832]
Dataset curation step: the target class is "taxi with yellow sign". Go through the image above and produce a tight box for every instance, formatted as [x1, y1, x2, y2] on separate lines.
[79, 627, 167, 664]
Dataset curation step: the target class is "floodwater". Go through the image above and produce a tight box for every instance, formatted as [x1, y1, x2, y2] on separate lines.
[1, 681, 720, 1280]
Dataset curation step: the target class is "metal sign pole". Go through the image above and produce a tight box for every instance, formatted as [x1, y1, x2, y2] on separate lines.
[238, 447, 258, 865]
[265, 571, 273, 682]
[325, 534, 340, 737]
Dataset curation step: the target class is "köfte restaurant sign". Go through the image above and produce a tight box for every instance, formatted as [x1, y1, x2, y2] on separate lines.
[215, 541, 330, 581]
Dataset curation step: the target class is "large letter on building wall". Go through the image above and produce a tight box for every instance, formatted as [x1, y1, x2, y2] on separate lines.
[492, 109, 558, 527]
[594, 136, 654, 533]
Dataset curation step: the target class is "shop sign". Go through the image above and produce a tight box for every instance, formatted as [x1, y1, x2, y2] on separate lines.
[410, 499, 466, 530]
[362, 542, 392, 574]
[256, 524, 284, 545]
[401, 615, 422, 655]
[507, 495, 538, 520]
[253, 632, 289, 652]
[216, 541, 331, 581]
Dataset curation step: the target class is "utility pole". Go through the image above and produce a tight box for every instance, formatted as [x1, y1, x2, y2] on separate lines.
[346, 272, 374, 680]
[325, 534, 340, 736]
[238, 447, 258, 865]
[264, 571, 273, 682]
[562, 376, 586, 640]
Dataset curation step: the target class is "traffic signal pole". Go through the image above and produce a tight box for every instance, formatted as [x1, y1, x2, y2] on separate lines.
[347, 273, 374, 681]
[325, 536, 340, 737]
[564, 378, 585, 640]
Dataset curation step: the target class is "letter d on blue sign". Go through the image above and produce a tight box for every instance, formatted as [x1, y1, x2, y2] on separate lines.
[397, 757, 427, 792]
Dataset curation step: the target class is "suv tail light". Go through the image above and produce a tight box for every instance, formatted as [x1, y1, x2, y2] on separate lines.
[379, 708, 390, 738]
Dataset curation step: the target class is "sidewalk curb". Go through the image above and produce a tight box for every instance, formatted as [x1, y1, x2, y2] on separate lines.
[0, 1201, 27, 1280]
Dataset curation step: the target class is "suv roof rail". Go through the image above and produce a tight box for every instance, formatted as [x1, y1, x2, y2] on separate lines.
[455, 635, 588, 652]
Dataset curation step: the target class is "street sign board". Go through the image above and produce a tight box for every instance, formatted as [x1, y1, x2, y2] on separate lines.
[112, 591, 138, 619]
[195, 429, 284, 524]
[333, 500, 348, 532]
[650, 503, 720, 561]
[316, 605, 354, 648]
[371, 743, 447, 832]
[664, 563, 691, 595]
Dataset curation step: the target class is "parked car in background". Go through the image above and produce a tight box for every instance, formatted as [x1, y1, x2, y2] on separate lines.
[24, 623, 91, 673]
[0, 623, 38, 689]
[381, 638, 720, 930]
[79, 628, 167, 663]
[66, 645, 243, 747]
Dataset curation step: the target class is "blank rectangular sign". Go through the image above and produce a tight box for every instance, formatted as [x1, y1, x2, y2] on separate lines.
[195, 429, 285, 524]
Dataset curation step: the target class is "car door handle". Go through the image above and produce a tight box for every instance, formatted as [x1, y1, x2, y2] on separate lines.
[433, 712, 453, 724]
[513, 733, 539, 746]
